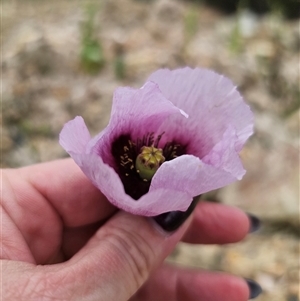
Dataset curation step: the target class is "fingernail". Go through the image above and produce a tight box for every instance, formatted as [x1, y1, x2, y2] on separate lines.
[245, 278, 263, 299]
[247, 213, 261, 233]
[153, 196, 200, 232]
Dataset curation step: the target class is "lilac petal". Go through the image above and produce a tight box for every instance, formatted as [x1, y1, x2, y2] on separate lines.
[109, 81, 186, 138]
[59, 68, 253, 217]
[71, 152, 191, 216]
[202, 125, 245, 180]
[150, 154, 238, 198]
[90, 81, 187, 165]
[137, 189, 191, 215]
[148, 67, 254, 157]
[59, 116, 91, 154]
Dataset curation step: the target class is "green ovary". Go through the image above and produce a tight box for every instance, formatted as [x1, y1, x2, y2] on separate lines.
[135, 146, 165, 181]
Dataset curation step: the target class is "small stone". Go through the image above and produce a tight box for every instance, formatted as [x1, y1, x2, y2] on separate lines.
[256, 272, 276, 292]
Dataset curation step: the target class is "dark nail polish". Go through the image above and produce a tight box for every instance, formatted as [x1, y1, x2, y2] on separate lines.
[245, 278, 263, 299]
[153, 196, 200, 232]
[247, 213, 261, 233]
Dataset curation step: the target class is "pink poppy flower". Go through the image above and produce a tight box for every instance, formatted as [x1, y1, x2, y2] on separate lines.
[59, 67, 253, 216]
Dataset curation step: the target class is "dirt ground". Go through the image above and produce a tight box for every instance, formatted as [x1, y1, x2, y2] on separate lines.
[2, 0, 299, 300]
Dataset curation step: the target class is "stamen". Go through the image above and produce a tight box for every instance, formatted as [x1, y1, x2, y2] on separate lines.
[154, 132, 165, 147]
[111, 133, 187, 200]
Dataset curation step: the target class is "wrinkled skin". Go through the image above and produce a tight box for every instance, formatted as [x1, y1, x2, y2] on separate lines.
[2, 159, 251, 301]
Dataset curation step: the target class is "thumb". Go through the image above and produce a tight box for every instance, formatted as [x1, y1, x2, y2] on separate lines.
[63, 209, 194, 301]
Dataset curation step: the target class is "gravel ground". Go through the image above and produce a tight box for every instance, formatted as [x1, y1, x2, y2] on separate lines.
[2, 1, 299, 300]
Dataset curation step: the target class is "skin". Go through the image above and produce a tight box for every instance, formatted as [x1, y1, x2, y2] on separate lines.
[1, 159, 251, 301]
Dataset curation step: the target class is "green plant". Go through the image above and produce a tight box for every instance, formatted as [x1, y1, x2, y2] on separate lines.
[80, 4, 105, 74]
[184, 7, 199, 43]
[229, 20, 243, 54]
[114, 54, 126, 80]
[113, 44, 126, 80]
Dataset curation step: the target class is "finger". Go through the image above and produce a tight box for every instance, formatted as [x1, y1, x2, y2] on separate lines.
[2, 169, 62, 263]
[131, 264, 250, 301]
[17, 158, 116, 227]
[182, 201, 251, 244]
[3, 159, 116, 263]
[61, 221, 103, 260]
[1, 205, 36, 263]
[55, 211, 193, 301]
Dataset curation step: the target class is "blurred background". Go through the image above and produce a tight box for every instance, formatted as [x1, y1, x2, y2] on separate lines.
[2, 0, 299, 300]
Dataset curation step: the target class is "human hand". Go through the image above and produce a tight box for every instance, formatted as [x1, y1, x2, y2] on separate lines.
[1, 159, 262, 301]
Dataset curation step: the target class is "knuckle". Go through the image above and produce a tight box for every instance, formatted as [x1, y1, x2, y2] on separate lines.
[103, 225, 156, 289]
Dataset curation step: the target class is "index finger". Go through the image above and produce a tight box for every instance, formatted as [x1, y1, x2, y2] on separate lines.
[18, 158, 116, 227]
[182, 202, 251, 244]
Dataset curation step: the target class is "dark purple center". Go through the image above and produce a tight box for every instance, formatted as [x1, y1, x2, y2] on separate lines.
[111, 133, 187, 200]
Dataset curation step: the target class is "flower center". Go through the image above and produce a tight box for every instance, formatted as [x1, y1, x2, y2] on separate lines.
[135, 146, 165, 181]
[111, 133, 187, 200]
